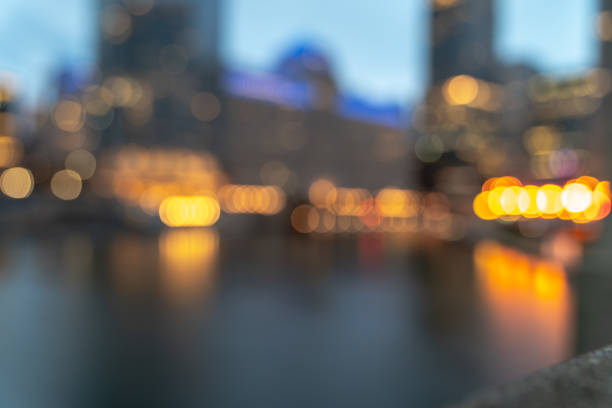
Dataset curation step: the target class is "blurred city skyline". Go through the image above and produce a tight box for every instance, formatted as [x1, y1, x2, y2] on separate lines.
[1, 1, 612, 406]
[0, 0, 600, 106]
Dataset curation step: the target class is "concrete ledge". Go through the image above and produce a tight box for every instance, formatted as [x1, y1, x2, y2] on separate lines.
[451, 345, 612, 407]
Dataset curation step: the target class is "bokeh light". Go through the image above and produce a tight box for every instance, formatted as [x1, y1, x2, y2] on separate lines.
[0, 136, 23, 168]
[65, 150, 97, 180]
[53, 100, 85, 132]
[536, 184, 563, 215]
[50, 169, 83, 200]
[0, 167, 34, 199]
[159, 196, 221, 227]
[291, 204, 319, 234]
[308, 179, 335, 208]
[443, 75, 479, 105]
[218, 185, 285, 215]
[474, 176, 611, 222]
[560, 183, 592, 213]
[191, 92, 221, 122]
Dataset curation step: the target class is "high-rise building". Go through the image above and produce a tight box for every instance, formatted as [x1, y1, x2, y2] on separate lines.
[93, 0, 413, 205]
[420, 0, 506, 187]
[97, 0, 222, 149]
[597, 0, 612, 177]
[430, 0, 496, 84]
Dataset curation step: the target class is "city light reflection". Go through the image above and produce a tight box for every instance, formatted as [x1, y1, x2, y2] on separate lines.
[474, 240, 573, 376]
[159, 227, 218, 304]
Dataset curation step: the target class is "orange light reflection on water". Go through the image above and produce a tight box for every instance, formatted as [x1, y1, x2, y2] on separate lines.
[159, 228, 219, 305]
[474, 240, 573, 379]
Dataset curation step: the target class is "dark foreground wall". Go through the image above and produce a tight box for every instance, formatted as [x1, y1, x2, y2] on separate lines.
[451, 344, 612, 407]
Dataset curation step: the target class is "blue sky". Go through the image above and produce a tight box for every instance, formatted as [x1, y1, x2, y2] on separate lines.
[496, 0, 598, 76]
[0, 0, 95, 106]
[0, 0, 599, 106]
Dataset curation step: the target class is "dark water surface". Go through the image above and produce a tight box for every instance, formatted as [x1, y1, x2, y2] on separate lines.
[0, 225, 607, 407]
